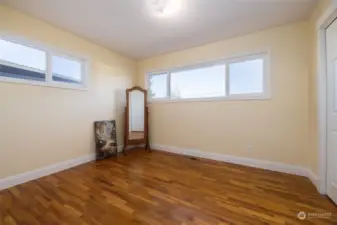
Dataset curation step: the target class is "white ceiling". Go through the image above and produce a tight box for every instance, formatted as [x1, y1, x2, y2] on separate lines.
[3, 0, 317, 59]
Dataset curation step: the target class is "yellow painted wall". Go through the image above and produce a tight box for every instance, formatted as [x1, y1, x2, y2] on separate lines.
[0, 1, 332, 179]
[137, 22, 312, 169]
[0, 5, 136, 178]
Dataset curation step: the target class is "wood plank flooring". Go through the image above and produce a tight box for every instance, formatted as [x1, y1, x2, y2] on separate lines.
[1, 150, 336, 225]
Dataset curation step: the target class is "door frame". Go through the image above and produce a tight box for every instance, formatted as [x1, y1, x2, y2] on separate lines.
[316, 0, 337, 194]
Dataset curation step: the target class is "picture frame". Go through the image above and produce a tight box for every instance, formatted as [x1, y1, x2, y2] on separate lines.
[94, 120, 117, 160]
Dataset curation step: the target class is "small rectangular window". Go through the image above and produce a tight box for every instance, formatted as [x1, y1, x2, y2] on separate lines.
[0, 39, 46, 82]
[147, 53, 269, 102]
[52, 55, 83, 84]
[148, 73, 168, 99]
[228, 58, 264, 95]
[0, 36, 88, 90]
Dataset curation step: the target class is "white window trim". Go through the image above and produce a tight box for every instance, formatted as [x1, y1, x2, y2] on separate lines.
[0, 33, 90, 91]
[145, 51, 271, 103]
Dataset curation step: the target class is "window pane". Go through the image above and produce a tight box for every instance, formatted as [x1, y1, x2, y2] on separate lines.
[170, 65, 225, 99]
[52, 55, 82, 84]
[0, 39, 46, 81]
[149, 73, 168, 98]
[0, 39, 46, 70]
[229, 58, 264, 95]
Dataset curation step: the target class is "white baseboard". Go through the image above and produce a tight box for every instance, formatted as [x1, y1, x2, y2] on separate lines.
[0, 146, 128, 191]
[0, 153, 96, 191]
[0, 145, 129, 191]
[152, 144, 320, 191]
[307, 170, 320, 192]
[0, 144, 320, 193]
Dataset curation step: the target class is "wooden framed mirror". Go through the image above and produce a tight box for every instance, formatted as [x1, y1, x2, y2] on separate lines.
[123, 86, 150, 154]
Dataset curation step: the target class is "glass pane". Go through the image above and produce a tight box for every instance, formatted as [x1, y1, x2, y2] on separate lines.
[0, 64, 45, 81]
[52, 55, 82, 84]
[148, 73, 168, 98]
[229, 58, 264, 95]
[0, 39, 46, 71]
[0, 39, 46, 81]
[170, 65, 226, 99]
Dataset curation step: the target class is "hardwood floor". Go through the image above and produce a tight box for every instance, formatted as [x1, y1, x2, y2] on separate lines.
[1, 150, 336, 225]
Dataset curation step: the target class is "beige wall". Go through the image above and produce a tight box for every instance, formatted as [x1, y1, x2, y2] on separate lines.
[0, 5, 136, 178]
[138, 21, 313, 169]
[1, 2, 332, 179]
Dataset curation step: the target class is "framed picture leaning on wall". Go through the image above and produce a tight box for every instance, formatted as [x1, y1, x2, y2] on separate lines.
[94, 120, 118, 160]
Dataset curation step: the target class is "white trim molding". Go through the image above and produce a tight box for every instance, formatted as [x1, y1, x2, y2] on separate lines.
[153, 144, 319, 190]
[0, 146, 127, 191]
[315, 0, 337, 195]
[0, 145, 320, 192]
[0, 154, 95, 191]
[315, 0, 337, 30]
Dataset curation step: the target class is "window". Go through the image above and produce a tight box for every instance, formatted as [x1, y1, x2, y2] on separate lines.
[0, 39, 46, 82]
[148, 73, 168, 99]
[170, 65, 225, 99]
[228, 58, 264, 95]
[147, 53, 269, 102]
[0, 37, 87, 90]
[52, 55, 82, 84]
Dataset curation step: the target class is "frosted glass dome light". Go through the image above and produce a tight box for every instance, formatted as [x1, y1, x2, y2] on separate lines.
[147, 0, 184, 18]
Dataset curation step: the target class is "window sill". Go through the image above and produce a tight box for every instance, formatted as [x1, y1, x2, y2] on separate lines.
[0, 76, 88, 91]
[148, 94, 271, 104]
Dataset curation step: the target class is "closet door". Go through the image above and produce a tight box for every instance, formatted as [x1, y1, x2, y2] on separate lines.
[326, 17, 337, 205]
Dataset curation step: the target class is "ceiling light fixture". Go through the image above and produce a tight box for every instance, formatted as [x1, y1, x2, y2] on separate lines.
[147, 0, 184, 18]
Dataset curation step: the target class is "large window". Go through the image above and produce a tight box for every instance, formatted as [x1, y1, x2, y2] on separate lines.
[147, 53, 269, 102]
[0, 36, 87, 89]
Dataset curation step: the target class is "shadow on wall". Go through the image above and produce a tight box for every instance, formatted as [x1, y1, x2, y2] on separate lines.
[115, 88, 127, 147]
[91, 61, 133, 152]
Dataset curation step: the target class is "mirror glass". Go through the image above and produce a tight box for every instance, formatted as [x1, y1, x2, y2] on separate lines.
[129, 90, 145, 140]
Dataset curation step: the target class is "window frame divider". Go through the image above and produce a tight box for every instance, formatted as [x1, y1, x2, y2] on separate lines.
[46, 51, 52, 83]
[167, 72, 171, 100]
[225, 63, 230, 97]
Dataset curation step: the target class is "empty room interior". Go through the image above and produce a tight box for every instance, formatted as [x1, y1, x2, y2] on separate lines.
[1, 0, 337, 224]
